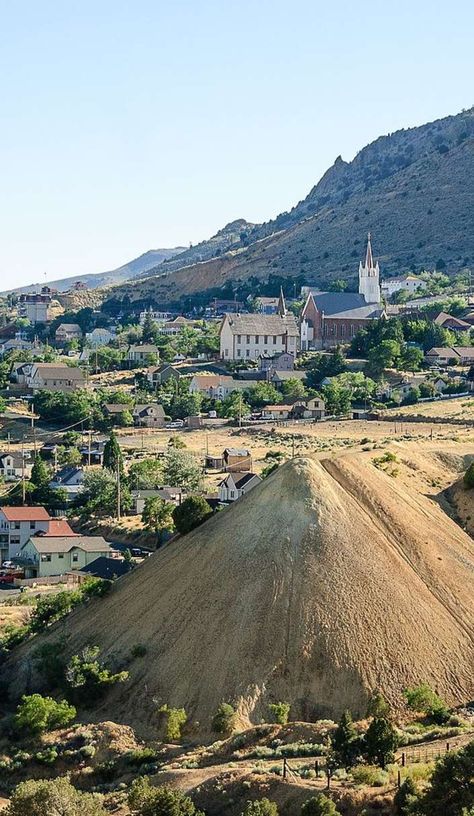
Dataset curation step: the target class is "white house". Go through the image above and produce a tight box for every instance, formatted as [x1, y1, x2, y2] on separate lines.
[218, 472, 262, 503]
[381, 275, 426, 298]
[0, 452, 32, 482]
[85, 328, 116, 346]
[27, 363, 86, 392]
[0, 506, 52, 561]
[49, 466, 85, 502]
[55, 323, 82, 344]
[219, 295, 299, 361]
[128, 344, 160, 365]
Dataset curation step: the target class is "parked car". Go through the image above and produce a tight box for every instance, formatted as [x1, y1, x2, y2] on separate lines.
[165, 420, 185, 429]
[1, 561, 14, 569]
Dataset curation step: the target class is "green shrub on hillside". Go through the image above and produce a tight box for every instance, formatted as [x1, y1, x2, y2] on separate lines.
[4, 777, 106, 816]
[464, 463, 474, 489]
[211, 702, 237, 736]
[66, 645, 128, 703]
[15, 694, 76, 734]
[159, 705, 187, 741]
[241, 799, 279, 816]
[300, 794, 341, 815]
[403, 683, 450, 723]
[128, 777, 203, 816]
[268, 702, 290, 725]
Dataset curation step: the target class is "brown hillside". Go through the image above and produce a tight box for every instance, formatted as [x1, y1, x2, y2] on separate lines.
[108, 108, 474, 307]
[7, 454, 474, 733]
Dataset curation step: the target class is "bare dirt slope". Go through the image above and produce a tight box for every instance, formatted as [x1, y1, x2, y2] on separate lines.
[7, 454, 474, 733]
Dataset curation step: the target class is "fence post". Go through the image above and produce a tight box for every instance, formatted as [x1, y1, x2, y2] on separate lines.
[446, 742, 450, 753]
[402, 752, 406, 767]
[397, 770, 401, 788]
[283, 758, 287, 780]
[314, 760, 320, 778]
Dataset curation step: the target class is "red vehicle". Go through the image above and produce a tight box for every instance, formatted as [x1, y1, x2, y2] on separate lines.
[0, 570, 24, 585]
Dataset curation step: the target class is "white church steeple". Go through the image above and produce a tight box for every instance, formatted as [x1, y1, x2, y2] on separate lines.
[358, 232, 381, 304]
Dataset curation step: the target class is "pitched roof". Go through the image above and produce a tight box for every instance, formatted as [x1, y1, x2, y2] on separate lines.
[1, 507, 51, 522]
[28, 535, 110, 553]
[453, 346, 474, 359]
[35, 519, 78, 537]
[426, 347, 460, 357]
[129, 344, 159, 353]
[134, 403, 166, 416]
[220, 472, 261, 489]
[224, 448, 251, 457]
[271, 370, 307, 381]
[309, 292, 383, 319]
[0, 452, 25, 467]
[434, 312, 471, 329]
[56, 323, 82, 332]
[31, 363, 85, 380]
[78, 556, 133, 580]
[51, 466, 83, 484]
[222, 313, 299, 336]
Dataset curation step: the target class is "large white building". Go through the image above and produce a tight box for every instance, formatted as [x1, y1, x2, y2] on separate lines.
[381, 274, 426, 298]
[219, 291, 299, 361]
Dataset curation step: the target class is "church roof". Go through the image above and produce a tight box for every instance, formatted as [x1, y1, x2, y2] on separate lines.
[310, 292, 383, 319]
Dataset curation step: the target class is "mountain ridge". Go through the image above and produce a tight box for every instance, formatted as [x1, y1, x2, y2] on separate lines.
[107, 106, 474, 308]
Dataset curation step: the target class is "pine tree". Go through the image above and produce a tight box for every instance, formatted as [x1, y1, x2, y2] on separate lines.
[103, 430, 124, 475]
[31, 456, 50, 488]
[142, 311, 158, 344]
[332, 709, 358, 768]
[364, 717, 399, 768]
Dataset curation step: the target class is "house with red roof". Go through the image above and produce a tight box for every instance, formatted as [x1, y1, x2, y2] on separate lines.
[0, 507, 75, 561]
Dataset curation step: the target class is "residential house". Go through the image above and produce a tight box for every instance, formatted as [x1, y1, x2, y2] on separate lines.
[218, 472, 262, 503]
[49, 466, 85, 503]
[301, 235, 384, 350]
[0, 507, 75, 561]
[79, 440, 105, 465]
[425, 348, 461, 366]
[0, 452, 32, 482]
[133, 404, 166, 428]
[10, 362, 35, 385]
[18, 291, 52, 323]
[85, 327, 116, 346]
[189, 374, 257, 399]
[425, 347, 474, 366]
[261, 404, 292, 420]
[381, 274, 426, 298]
[139, 310, 172, 325]
[17, 535, 112, 578]
[219, 293, 299, 361]
[291, 396, 325, 419]
[453, 347, 474, 366]
[0, 338, 33, 357]
[103, 403, 133, 424]
[258, 351, 295, 372]
[128, 344, 160, 365]
[434, 312, 472, 334]
[146, 364, 181, 387]
[131, 487, 183, 515]
[55, 323, 83, 344]
[223, 448, 252, 472]
[27, 362, 86, 392]
[254, 296, 280, 314]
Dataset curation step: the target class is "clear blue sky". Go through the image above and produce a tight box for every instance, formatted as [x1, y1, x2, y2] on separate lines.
[1, 0, 473, 287]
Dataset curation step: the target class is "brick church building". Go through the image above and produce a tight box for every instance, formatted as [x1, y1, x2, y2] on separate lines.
[300, 234, 385, 350]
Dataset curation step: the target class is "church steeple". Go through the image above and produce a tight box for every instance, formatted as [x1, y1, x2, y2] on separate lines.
[358, 232, 381, 304]
[365, 232, 374, 270]
[277, 286, 287, 316]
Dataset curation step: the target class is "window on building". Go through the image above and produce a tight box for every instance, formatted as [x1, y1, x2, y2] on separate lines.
[237, 349, 241, 357]
[246, 335, 250, 344]
[58, 553, 64, 559]
[72, 552, 79, 563]
[14, 522, 20, 530]
[264, 335, 268, 344]
[41, 554, 52, 562]
[255, 335, 259, 343]
[224, 348, 229, 357]
[30, 522, 35, 529]
[246, 349, 250, 357]
[273, 335, 277, 344]
[237, 335, 241, 343]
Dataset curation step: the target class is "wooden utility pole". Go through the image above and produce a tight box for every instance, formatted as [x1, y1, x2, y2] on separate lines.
[88, 429, 92, 467]
[116, 459, 121, 521]
[21, 438, 26, 505]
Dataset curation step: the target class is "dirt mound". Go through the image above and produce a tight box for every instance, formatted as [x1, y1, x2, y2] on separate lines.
[6, 455, 474, 733]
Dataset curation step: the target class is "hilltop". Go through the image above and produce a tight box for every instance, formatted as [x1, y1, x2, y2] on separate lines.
[7, 451, 474, 734]
[107, 107, 474, 309]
